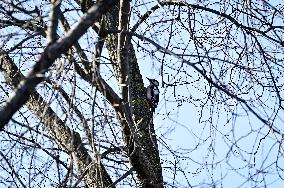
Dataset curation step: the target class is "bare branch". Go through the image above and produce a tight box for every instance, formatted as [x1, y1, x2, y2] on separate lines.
[107, 167, 134, 188]
[47, 0, 61, 43]
[130, 31, 282, 135]
[131, 1, 284, 47]
[0, 52, 114, 187]
[0, 0, 119, 128]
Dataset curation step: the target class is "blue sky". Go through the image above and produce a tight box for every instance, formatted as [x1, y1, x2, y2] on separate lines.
[1, 0, 284, 187]
[133, 0, 284, 187]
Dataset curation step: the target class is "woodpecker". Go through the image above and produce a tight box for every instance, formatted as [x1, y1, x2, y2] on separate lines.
[146, 77, 159, 113]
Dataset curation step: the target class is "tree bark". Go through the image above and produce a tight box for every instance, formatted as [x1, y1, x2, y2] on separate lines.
[0, 46, 113, 188]
[75, 0, 164, 187]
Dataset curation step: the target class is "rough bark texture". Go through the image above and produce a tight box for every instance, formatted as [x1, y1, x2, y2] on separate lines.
[103, 4, 163, 188]
[75, 0, 163, 187]
[0, 0, 163, 186]
[0, 0, 119, 128]
[0, 48, 113, 188]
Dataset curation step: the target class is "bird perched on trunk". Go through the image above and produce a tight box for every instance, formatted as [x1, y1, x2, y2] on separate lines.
[146, 77, 159, 113]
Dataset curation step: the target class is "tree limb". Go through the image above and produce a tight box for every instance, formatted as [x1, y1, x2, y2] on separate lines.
[0, 52, 114, 187]
[0, 0, 119, 128]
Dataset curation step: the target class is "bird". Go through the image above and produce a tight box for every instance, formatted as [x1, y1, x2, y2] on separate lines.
[146, 77, 159, 113]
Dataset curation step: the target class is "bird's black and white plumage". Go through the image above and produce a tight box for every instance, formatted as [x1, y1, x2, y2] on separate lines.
[146, 78, 159, 113]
